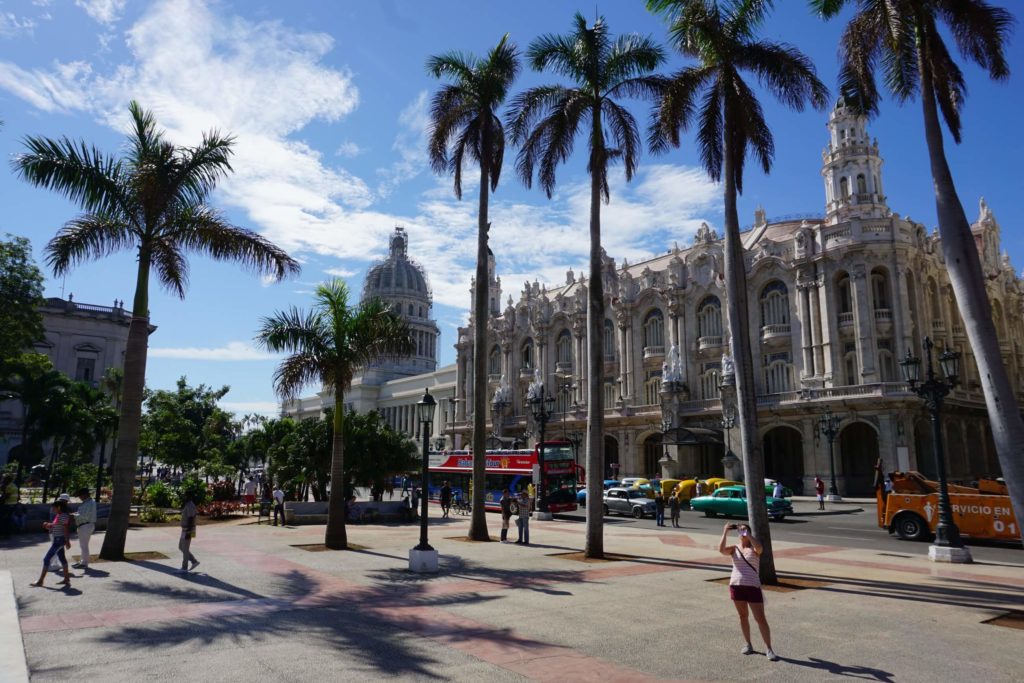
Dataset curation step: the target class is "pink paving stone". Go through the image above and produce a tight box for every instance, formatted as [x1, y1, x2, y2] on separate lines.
[19, 614, 66, 633]
[658, 534, 699, 547]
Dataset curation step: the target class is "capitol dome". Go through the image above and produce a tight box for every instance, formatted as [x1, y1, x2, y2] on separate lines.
[359, 227, 440, 384]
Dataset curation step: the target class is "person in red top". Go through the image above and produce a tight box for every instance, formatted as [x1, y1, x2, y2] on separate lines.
[814, 476, 826, 511]
[31, 499, 72, 588]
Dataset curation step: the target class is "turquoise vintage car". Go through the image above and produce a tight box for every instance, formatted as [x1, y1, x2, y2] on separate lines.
[689, 485, 792, 521]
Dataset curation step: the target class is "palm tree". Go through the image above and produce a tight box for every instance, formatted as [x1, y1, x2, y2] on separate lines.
[811, 0, 1022, 538]
[256, 279, 413, 550]
[12, 101, 300, 560]
[648, 0, 829, 582]
[426, 35, 520, 542]
[508, 13, 664, 558]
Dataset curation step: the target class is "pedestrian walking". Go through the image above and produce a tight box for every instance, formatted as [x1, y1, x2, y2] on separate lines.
[72, 488, 96, 569]
[814, 476, 825, 511]
[30, 499, 72, 588]
[272, 484, 286, 526]
[655, 491, 666, 526]
[772, 481, 784, 500]
[527, 481, 536, 515]
[440, 480, 452, 519]
[695, 479, 706, 498]
[177, 493, 200, 574]
[515, 491, 530, 545]
[719, 522, 777, 661]
[243, 476, 258, 514]
[499, 488, 512, 542]
[669, 492, 681, 527]
[50, 493, 72, 572]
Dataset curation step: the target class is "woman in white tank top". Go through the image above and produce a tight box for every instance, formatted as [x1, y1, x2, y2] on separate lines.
[719, 522, 777, 661]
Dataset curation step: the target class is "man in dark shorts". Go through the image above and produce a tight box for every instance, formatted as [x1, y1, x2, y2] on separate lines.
[440, 481, 452, 518]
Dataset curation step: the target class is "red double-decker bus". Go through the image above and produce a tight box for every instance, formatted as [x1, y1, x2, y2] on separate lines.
[427, 440, 581, 513]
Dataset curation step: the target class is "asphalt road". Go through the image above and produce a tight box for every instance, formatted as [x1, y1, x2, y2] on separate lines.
[555, 500, 1024, 565]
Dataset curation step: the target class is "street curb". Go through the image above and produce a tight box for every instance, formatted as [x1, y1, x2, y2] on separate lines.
[0, 571, 29, 683]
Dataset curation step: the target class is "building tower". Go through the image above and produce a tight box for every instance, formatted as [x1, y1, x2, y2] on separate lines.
[821, 98, 888, 225]
[359, 227, 440, 384]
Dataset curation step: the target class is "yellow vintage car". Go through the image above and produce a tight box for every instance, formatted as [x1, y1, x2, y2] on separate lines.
[665, 479, 699, 503]
[704, 478, 743, 492]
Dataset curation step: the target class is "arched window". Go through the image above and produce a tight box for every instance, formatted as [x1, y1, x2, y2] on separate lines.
[763, 359, 793, 394]
[408, 303, 414, 315]
[840, 177, 850, 198]
[556, 330, 572, 365]
[698, 296, 723, 338]
[856, 174, 867, 194]
[521, 339, 533, 370]
[701, 364, 721, 400]
[760, 281, 789, 327]
[643, 309, 664, 349]
[871, 271, 890, 310]
[603, 319, 616, 358]
[643, 371, 662, 406]
[488, 345, 501, 376]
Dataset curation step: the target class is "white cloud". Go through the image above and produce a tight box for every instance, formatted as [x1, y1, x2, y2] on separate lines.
[377, 91, 429, 197]
[335, 140, 362, 157]
[0, 12, 36, 37]
[75, 0, 126, 25]
[219, 400, 281, 417]
[325, 267, 356, 278]
[149, 341, 276, 361]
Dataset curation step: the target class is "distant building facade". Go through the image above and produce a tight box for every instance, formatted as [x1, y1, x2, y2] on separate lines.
[0, 296, 135, 466]
[451, 101, 1021, 495]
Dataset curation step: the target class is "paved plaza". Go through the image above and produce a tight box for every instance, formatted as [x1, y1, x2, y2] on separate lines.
[2, 510, 1022, 683]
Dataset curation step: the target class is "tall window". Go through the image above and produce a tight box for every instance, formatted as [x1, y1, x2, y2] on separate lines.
[762, 353, 792, 393]
[75, 357, 96, 383]
[488, 345, 501, 376]
[697, 296, 722, 338]
[701, 364, 721, 400]
[856, 173, 867, 194]
[844, 350, 859, 385]
[603, 319, 616, 358]
[603, 380, 618, 408]
[760, 281, 789, 327]
[878, 350, 895, 382]
[643, 309, 664, 349]
[840, 176, 850, 198]
[643, 370, 662, 406]
[556, 330, 572, 365]
[837, 275, 853, 314]
[871, 271, 889, 310]
[521, 339, 533, 369]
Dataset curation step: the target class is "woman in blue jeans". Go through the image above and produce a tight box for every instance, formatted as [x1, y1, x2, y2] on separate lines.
[31, 499, 72, 588]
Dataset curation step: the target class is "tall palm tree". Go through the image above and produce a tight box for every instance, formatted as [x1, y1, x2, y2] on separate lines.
[812, 0, 1022, 538]
[12, 101, 300, 560]
[426, 35, 520, 542]
[649, 0, 829, 582]
[256, 279, 413, 550]
[509, 13, 664, 559]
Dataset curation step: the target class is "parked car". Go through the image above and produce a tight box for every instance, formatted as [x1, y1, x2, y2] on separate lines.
[577, 488, 588, 505]
[602, 487, 658, 519]
[764, 480, 794, 498]
[619, 477, 648, 489]
[689, 486, 792, 521]
[603, 479, 621, 490]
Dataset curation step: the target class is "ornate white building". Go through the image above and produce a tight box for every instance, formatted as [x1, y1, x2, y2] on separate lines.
[451, 100, 1022, 495]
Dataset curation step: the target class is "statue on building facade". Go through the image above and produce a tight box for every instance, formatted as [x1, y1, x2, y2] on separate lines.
[662, 343, 684, 384]
[493, 374, 511, 405]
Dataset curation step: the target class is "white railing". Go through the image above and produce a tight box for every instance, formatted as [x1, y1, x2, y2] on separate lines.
[952, 325, 965, 336]
[555, 361, 573, 375]
[643, 345, 665, 359]
[761, 323, 791, 339]
[931, 320, 945, 332]
[698, 335, 723, 350]
[838, 312, 855, 327]
[874, 309, 892, 323]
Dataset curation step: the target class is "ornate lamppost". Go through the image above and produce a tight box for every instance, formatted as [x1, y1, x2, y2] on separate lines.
[720, 405, 737, 457]
[559, 380, 574, 437]
[528, 384, 556, 521]
[492, 391, 508, 442]
[409, 387, 439, 573]
[567, 428, 583, 469]
[818, 407, 842, 501]
[900, 337, 972, 563]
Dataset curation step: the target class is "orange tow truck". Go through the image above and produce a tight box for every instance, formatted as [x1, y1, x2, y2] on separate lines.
[877, 471, 1020, 544]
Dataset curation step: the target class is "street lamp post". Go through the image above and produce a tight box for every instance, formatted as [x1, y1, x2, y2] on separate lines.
[409, 387, 439, 573]
[719, 405, 736, 457]
[529, 386, 556, 521]
[818, 407, 842, 501]
[900, 337, 972, 563]
[559, 380, 573, 437]
[492, 393, 508, 442]
[567, 429, 583, 469]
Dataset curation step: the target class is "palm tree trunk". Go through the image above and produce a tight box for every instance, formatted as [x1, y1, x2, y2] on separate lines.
[722, 112, 776, 583]
[100, 255, 151, 560]
[468, 129, 492, 542]
[325, 397, 348, 549]
[585, 106, 606, 559]
[919, 57, 1024, 539]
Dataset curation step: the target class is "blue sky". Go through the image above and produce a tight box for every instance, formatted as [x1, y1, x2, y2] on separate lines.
[1, 0, 1021, 417]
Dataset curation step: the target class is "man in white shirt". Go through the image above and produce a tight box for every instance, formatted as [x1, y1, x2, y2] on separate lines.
[272, 485, 285, 526]
[242, 477, 258, 514]
[72, 488, 97, 569]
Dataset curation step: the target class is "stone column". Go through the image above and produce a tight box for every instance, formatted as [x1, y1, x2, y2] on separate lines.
[851, 263, 877, 381]
[814, 271, 834, 382]
[798, 279, 815, 377]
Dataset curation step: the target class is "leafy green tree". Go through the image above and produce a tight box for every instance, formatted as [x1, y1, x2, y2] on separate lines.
[341, 409, 418, 498]
[257, 279, 414, 549]
[139, 377, 235, 473]
[648, 0, 828, 583]
[267, 417, 330, 502]
[427, 35, 520, 541]
[0, 353, 67, 476]
[0, 234, 45, 358]
[811, 0, 1022, 539]
[12, 101, 300, 560]
[508, 13, 663, 558]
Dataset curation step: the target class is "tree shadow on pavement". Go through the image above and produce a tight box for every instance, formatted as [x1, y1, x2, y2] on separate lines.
[782, 570, 1023, 610]
[92, 567, 535, 679]
[779, 655, 895, 681]
[129, 559, 267, 600]
[364, 555, 592, 597]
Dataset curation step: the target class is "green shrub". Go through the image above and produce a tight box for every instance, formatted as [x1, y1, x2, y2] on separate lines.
[145, 481, 173, 508]
[210, 479, 236, 502]
[173, 476, 209, 507]
[140, 507, 168, 523]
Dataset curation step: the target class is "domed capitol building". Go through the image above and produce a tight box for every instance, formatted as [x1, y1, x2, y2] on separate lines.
[285, 101, 1023, 497]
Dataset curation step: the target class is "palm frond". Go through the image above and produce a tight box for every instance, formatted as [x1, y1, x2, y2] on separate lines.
[126, 100, 164, 165]
[506, 85, 572, 144]
[169, 131, 236, 207]
[937, 0, 1013, 79]
[174, 207, 300, 281]
[256, 306, 331, 356]
[604, 34, 666, 88]
[649, 66, 713, 154]
[724, 0, 776, 41]
[149, 237, 188, 299]
[12, 136, 125, 215]
[426, 52, 477, 82]
[809, 0, 851, 19]
[271, 351, 328, 401]
[601, 99, 642, 183]
[696, 80, 724, 182]
[730, 72, 774, 188]
[516, 90, 589, 197]
[44, 213, 135, 277]
[736, 41, 829, 111]
[836, 7, 884, 116]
